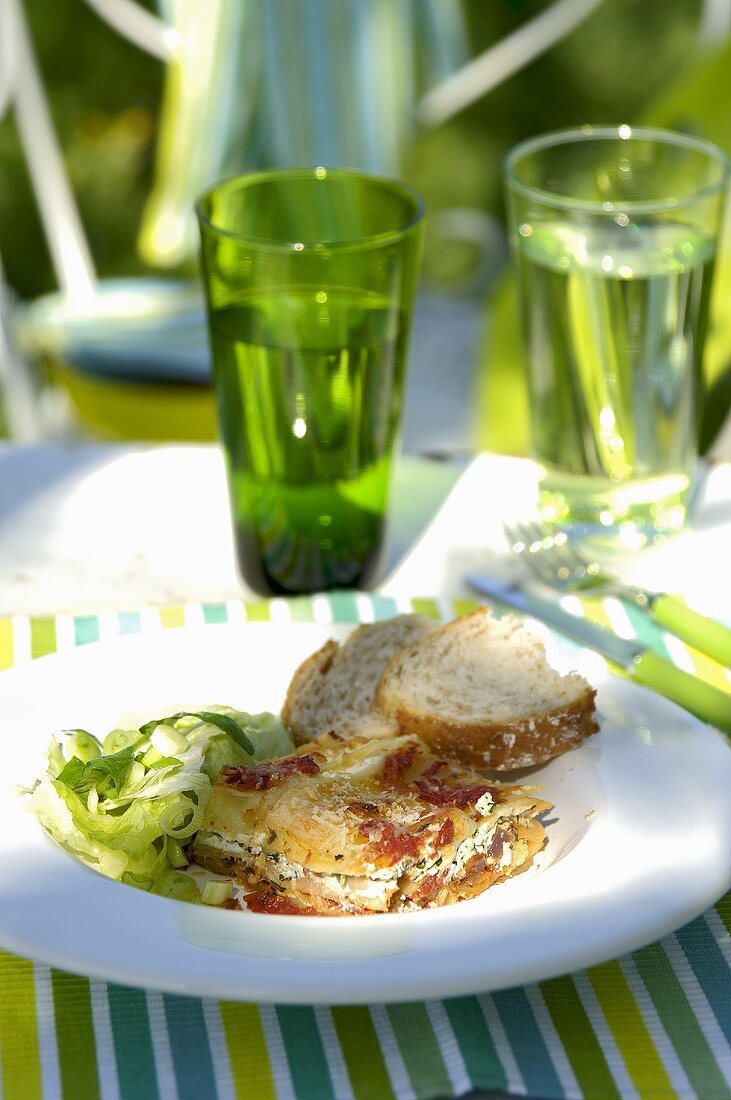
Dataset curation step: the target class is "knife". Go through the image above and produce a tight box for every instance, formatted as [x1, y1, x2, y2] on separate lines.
[466, 575, 731, 736]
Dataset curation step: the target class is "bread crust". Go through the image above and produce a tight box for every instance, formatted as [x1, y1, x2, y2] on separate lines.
[377, 686, 599, 770]
[284, 609, 600, 770]
[281, 640, 338, 742]
[374, 608, 599, 770]
[282, 616, 437, 745]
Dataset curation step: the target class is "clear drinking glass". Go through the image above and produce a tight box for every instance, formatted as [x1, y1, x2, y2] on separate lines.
[504, 125, 730, 544]
[196, 168, 424, 595]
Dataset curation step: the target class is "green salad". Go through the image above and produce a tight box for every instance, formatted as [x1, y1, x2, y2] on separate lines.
[24, 706, 293, 903]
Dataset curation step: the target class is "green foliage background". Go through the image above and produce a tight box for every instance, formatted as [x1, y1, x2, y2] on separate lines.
[409, 0, 701, 287]
[0, 0, 702, 299]
[2, 0, 727, 452]
[0, 0, 161, 298]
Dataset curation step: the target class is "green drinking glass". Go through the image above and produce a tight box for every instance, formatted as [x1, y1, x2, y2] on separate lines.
[197, 167, 424, 595]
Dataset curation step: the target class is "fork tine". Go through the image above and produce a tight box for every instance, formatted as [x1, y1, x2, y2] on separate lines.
[503, 522, 521, 548]
[527, 520, 602, 579]
[505, 517, 608, 590]
[513, 519, 565, 558]
[506, 521, 563, 585]
[534, 526, 588, 576]
[513, 521, 547, 552]
[522, 523, 576, 585]
[547, 529, 589, 572]
[517, 521, 549, 549]
[515, 521, 574, 574]
[505, 521, 538, 557]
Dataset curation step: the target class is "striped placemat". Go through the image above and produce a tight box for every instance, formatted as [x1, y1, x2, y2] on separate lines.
[0, 593, 729, 1100]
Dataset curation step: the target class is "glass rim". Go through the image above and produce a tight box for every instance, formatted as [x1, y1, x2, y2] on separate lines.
[504, 125, 731, 215]
[195, 166, 425, 252]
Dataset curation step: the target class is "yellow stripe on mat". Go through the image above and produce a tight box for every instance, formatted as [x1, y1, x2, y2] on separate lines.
[0, 953, 43, 1100]
[0, 620, 13, 671]
[159, 606, 186, 629]
[587, 961, 677, 1099]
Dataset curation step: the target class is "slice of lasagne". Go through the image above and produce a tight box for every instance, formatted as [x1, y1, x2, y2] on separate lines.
[192, 733, 551, 914]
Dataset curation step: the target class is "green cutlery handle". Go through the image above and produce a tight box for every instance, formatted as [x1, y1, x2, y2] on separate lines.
[633, 650, 731, 734]
[651, 595, 731, 668]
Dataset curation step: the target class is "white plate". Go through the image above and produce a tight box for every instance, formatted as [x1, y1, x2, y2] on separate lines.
[0, 619, 729, 1005]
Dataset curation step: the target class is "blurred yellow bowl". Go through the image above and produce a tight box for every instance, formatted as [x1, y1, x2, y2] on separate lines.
[15, 278, 217, 442]
[53, 362, 216, 442]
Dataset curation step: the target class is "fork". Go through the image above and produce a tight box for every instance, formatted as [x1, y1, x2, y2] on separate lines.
[504, 520, 731, 669]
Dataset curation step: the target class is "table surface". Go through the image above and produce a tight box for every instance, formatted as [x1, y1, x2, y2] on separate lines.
[0, 442, 729, 617]
[0, 444, 464, 614]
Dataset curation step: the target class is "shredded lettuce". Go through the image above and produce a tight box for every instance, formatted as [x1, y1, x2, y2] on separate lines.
[24, 706, 293, 902]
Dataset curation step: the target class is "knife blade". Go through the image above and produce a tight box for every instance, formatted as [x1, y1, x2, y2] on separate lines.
[466, 574, 731, 735]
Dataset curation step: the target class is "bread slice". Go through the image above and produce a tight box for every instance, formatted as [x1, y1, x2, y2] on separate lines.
[375, 608, 598, 770]
[282, 614, 440, 744]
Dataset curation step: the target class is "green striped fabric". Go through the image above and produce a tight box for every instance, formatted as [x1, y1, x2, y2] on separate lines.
[0, 594, 729, 1100]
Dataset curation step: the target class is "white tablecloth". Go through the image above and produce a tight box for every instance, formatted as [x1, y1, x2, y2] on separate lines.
[0, 443, 728, 621]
